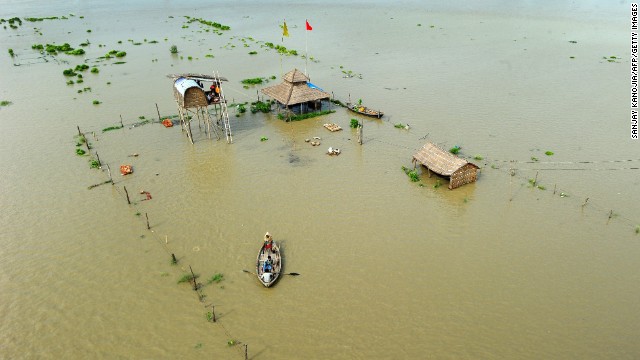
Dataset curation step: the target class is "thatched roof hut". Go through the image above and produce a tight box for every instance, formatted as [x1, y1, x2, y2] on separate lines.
[412, 142, 479, 189]
[261, 69, 330, 106]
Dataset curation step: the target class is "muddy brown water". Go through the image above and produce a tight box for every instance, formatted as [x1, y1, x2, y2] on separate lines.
[1, 1, 638, 359]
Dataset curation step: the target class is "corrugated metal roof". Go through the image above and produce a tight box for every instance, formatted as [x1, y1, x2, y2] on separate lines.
[173, 77, 201, 96]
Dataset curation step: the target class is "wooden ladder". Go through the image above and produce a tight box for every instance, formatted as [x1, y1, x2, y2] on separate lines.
[213, 70, 233, 143]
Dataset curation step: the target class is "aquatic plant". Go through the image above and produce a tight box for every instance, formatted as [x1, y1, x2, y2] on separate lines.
[277, 110, 335, 121]
[102, 125, 123, 132]
[227, 340, 238, 346]
[248, 51, 257, 55]
[207, 273, 224, 284]
[63, 68, 77, 76]
[449, 145, 461, 154]
[205, 54, 214, 58]
[177, 273, 199, 284]
[0, 100, 12, 106]
[66, 48, 85, 55]
[115, 51, 126, 57]
[433, 179, 441, 188]
[92, 100, 101, 105]
[260, 137, 268, 141]
[237, 104, 246, 113]
[537, 185, 546, 190]
[531, 157, 539, 162]
[76, 148, 86, 155]
[545, 151, 554, 156]
[32, 44, 44, 50]
[194, 343, 202, 349]
[90, 67, 99, 73]
[635, 225, 639, 234]
[8, 49, 14, 57]
[74, 64, 89, 71]
[250, 100, 271, 113]
[89, 159, 100, 169]
[241, 77, 264, 85]
[169, 45, 178, 54]
[350, 119, 360, 128]
[473, 155, 483, 160]
[394, 123, 405, 129]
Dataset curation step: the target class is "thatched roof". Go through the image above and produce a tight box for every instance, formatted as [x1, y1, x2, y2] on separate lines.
[261, 68, 330, 106]
[413, 143, 478, 176]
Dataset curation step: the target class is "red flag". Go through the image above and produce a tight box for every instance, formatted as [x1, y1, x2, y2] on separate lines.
[306, 20, 313, 31]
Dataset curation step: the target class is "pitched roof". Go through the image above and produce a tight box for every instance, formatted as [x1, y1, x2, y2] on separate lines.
[261, 68, 330, 106]
[412, 142, 478, 176]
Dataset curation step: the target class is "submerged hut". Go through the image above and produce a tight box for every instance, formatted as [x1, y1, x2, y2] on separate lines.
[169, 73, 232, 144]
[261, 69, 330, 117]
[412, 142, 479, 189]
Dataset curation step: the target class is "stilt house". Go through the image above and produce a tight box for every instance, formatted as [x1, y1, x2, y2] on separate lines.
[261, 68, 330, 115]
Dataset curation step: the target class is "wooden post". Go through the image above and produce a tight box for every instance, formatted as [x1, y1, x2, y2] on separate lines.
[582, 197, 589, 208]
[189, 265, 197, 290]
[95, 152, 102, 167]
[77, 125, 82, 136]
[106, 164, 113, 184]
[155, 103, 161, 122]
[244, 344, 248, 360]
[553, 184, 557, 195]
[119, 115, 124, 128]
[123, 186, 131, 204]
[171, 253, 177, 264]
[84, 135, 90, 152]
[211, 305, 216, 322]
[608, 210, 613, 219]
[533, 171, 538, 186]
[145, 213, 150, 229]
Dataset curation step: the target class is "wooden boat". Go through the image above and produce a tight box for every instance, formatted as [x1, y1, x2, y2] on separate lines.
[346, 102, 384, 118]
[256, 240, 282, 287]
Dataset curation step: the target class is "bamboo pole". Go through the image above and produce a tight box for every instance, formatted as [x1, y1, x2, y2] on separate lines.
[145, 213, 150, 230]
[119, 115, 124, 128]
[106, 164, 113, 184]
[211, 305, 216, 323]
[244, 344, 248, 360]
[77, 125, 82, 136]
[95, 152, 102, 167]
[171, 253, 177, 264]
[155, 103, 161, 122]
[189, 265, 197, 291]
[123, 186, 131, 204]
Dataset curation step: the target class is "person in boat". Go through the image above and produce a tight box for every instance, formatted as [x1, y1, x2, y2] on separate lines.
[261, 271, 273, 283]
[264, 232, 273, 253]
[263, 255, 273, 273]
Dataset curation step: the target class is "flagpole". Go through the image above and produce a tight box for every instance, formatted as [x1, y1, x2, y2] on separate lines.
[280, 19, 284, 79]
[305, 21, 308, 76]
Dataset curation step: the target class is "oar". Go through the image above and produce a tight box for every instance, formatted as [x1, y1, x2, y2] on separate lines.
[242, 269, 256, 275]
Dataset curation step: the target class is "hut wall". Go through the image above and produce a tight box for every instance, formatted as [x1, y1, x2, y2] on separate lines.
[449, 164, 478, 189]
[183, 88, 208, 108]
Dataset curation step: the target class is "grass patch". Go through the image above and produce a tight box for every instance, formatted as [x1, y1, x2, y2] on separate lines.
[76, 148, 86, 156]
[394, 123, 406, 129]
[0, 100, 12, 106]
[449, 145, 461, 154]
[350, 119, 360, 128]
[90, 67, 99, 73]
[170, 45, 178, 53]
[92, 100, 101, 105]
[89, 159, 100, 168]
[545, 151, 554, 156]
[241, 77, 264, 85]
[260, 137, 268, 142]
[207, 273, 224, 284]
[402, 166, 420, 182]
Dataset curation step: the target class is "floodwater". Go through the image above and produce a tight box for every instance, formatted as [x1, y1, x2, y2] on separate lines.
[1, 1, 638, 359]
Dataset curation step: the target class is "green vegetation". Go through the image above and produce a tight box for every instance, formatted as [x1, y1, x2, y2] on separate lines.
[8, 48, 14, 57]
[184, 16, 231, 31]
[433, 180, 442, 188]
[250, 100, 272, 113]
[350, 119, 360, 128]
[75, 64, 89, 71]
[76, 148, 86, 156]
[177, 273, 199, 284]
[102, 125, 123, 132]
[449, 145, 461, 154]
[0, 100, 12, 106]
[92, 100, 101, 105]
[66, 48, 85, 55]
[115, 51, 126, 57]
[262, 42, 298, 56]
[402, 166, 420, 182]
[545, 151, 554, 156]
[531, 157, 539, 162]
[241, 77, 264, 85]
[635, 225, 639, 234]
[169, 45, 178, 54]
[227, 340, 238, 346]
[277, 110, 335, 121]
[90, 67, 99, 73]
[260, 137, 268, 142]
[63, 68, 77, 76]
[237, 104, 247, 113]
[89, 159, 100, 169]
[207, 273, 224, 284]
[248, 51, 257, 55]
[473, 155, 483, 160]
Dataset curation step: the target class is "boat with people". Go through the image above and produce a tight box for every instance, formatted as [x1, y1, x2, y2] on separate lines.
[255, 232, 281, 287]
[346, 101, 384, 118]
